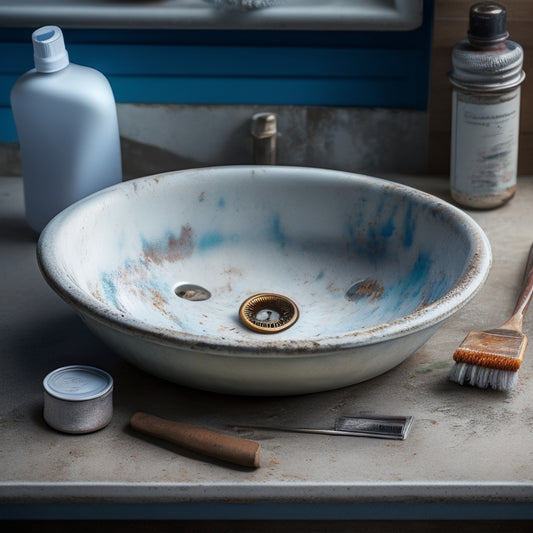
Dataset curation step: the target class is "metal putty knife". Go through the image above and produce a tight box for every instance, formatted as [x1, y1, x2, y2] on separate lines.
[234, 415, 414, 441]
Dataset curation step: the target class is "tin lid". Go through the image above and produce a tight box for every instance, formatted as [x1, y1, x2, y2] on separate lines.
[43, 365, 113, 401]
[449, 39, 524, 91]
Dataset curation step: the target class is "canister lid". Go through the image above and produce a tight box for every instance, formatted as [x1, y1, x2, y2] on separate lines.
[449, 2, 524, 91]
[468, 2, 508, 45]
[43, 365, 113, 401]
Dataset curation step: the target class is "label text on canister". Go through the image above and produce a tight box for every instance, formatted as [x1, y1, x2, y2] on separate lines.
[451, 89, 520, 205]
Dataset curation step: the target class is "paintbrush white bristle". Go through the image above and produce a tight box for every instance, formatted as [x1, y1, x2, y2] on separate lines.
[449, 362, 518, 391]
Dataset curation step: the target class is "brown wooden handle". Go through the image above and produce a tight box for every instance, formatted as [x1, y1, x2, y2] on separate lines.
[130, 412, 260, 468]
[508, 243, 533, 330]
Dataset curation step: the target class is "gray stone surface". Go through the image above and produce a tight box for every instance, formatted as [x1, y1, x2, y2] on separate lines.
[1, 175, 532, 520]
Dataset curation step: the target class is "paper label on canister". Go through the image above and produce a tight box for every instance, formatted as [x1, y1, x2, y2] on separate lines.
[450, 89, 520, 199]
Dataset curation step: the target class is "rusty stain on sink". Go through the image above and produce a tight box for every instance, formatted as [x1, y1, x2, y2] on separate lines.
[142, 224, 194, 265]
[88, 226, 196, 322]
[345, 279, 384, 302]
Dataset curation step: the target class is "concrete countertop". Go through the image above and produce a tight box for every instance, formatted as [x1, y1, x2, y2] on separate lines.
[1, 175, 533, 521]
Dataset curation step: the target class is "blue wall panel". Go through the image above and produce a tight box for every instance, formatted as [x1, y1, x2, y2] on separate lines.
[0, 1, 433, 142]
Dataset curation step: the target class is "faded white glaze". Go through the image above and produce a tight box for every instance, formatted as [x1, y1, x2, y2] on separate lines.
[37, 166, 492, 395]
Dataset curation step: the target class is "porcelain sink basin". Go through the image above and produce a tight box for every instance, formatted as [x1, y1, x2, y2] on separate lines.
[37, 166, 491, 395]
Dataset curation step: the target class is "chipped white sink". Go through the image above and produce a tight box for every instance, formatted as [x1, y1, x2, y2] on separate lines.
[37, 166, 491, 395]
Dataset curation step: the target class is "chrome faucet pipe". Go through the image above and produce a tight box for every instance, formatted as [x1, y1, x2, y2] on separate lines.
[251, 112, 277, 165]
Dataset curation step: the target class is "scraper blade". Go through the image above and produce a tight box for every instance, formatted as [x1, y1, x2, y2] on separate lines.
[234, 415, 413, 440]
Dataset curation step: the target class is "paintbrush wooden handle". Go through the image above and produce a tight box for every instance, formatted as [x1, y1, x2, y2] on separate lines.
[130, 412, 260, 468]
[508, 243, 533, 329]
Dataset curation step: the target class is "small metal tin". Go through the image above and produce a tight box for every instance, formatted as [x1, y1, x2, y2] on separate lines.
[43, 365, 113, 434]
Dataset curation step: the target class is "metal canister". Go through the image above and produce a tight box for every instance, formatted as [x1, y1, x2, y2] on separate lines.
[43, 365, 113, 434]
[449, 2, 525, 209]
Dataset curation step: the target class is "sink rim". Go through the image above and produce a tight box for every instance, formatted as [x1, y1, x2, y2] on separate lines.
[37, 165, 492, 358]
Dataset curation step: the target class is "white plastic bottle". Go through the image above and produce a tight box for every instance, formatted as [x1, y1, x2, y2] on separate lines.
[10, 25, 122, 232]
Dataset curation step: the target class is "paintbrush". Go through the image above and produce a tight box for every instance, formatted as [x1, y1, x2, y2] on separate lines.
[449, 242, 533, 391]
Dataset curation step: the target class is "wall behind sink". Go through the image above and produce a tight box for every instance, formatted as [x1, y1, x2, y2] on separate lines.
[0, 0, 469, 180]
[116, 104, 430, 180]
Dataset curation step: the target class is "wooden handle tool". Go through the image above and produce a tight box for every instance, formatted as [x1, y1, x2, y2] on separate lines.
[450, 242, 533, 391]
[130, 412, 261, 468]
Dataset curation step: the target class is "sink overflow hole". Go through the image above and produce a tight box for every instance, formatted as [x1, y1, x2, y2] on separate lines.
[175, 284, 211, 302]
[345, 279, 384, 302]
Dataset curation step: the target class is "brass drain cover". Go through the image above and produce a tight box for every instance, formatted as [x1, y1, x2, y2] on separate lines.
[239, 293, 299, 333]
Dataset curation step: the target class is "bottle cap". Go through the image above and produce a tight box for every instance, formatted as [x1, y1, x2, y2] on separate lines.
[32, 25, 69, 73]
[468, 2, 509, 45]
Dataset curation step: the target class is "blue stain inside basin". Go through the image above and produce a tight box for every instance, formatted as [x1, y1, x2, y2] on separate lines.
[198, 231, 240, 252]
[375, 197, 397, 239]
[385, 252, 433, 316]
[379, 214, 395, 239]
[346, 219, 394, 260]
[271, 215, 287, 248]
[406, 252, 432, 294]
[100, 272, 119, 310]
[344, 194, 424, 263]
[198, 231, 224, 251]
[403, 202, 416, 248]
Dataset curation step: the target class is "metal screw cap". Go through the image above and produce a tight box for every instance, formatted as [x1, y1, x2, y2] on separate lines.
[468, 2, 509, 45]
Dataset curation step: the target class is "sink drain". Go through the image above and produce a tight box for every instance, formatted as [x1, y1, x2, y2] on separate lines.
[239, 293, 299, 333]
